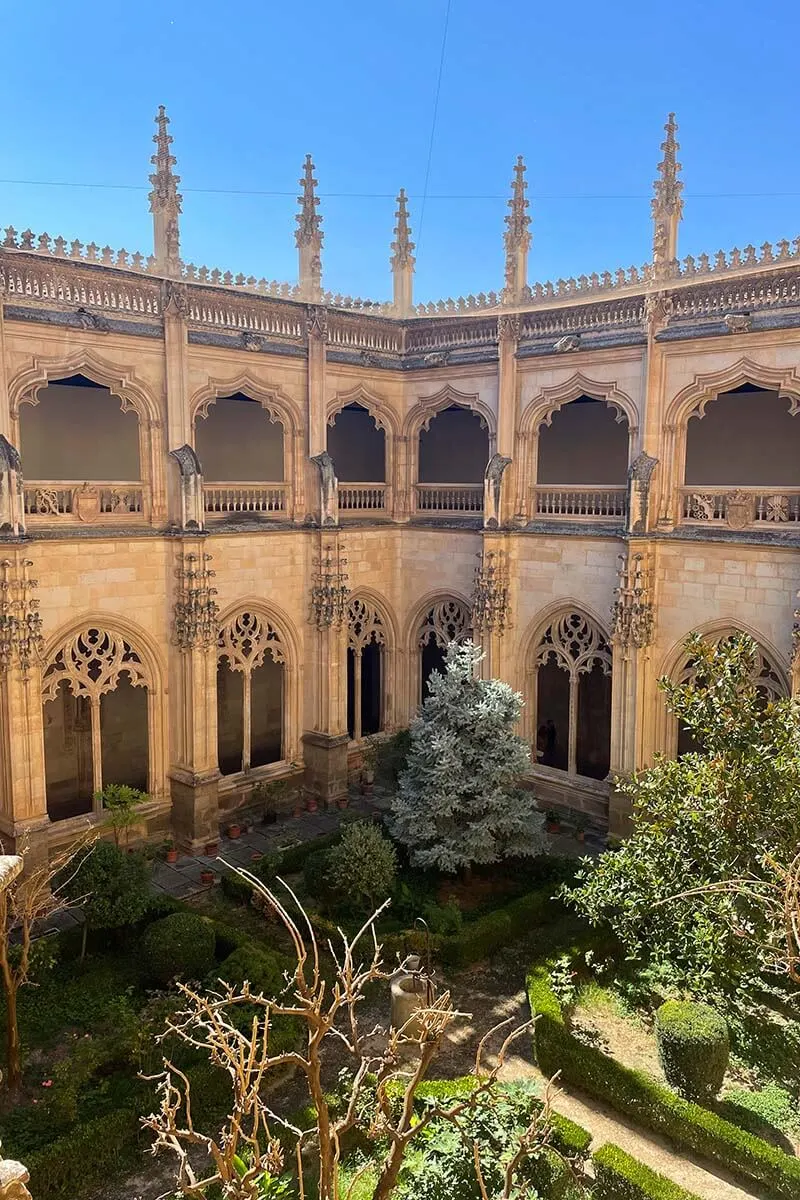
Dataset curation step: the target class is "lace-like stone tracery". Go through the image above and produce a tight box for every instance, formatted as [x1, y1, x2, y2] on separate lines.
[418, 598, 472, 649]
[533, 612, 612, 679]
[42, 627, 149, 703]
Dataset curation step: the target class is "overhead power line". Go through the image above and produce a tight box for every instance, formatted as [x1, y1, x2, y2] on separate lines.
[417, 0, 453, 247]
[0, 178, 799, 201]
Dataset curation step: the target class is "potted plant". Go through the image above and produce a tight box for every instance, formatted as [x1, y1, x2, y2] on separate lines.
[360, 736, 379, 796]
[200, 868, 215, 886]
[227, 822, 242, 840]
[205, 840, 218, 858]
[254, 771, 297, 825]
[545, 808, 561, 834]
[573, 812, 590, 843]
[97, 783, 149, 848]
[163, 837, 178, 864]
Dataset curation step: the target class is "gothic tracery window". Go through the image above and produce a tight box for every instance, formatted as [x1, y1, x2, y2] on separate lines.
[217, 611, 286, 774]
[417, 598, 472, 700]
[530, 611, 612, 780]
[346, 597, 386, 740]
[42, 627, 151, 821]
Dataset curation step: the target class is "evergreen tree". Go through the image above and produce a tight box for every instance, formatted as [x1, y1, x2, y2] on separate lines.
[390, 641, 546, 872]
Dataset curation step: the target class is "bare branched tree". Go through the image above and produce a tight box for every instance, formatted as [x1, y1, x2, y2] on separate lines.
[0, 832, 93, 1090]
[143, 865, 552, 1200]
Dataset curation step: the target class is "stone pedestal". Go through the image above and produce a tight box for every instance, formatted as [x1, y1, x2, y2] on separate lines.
[169, 769, 220, 854]
[302, 731, 349, 807]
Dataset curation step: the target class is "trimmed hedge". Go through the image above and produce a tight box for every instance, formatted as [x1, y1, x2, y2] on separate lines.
[27, 1109, 143, 1200]
[655, 1000, 729, 1102]
[527, 963, 800, 1200]
[438, 888, 557, 968]
[140, 911, 216, 985]
[593, 1143, 702, 1200]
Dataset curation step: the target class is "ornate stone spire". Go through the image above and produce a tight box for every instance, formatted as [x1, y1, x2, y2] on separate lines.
[148, 105, 182, 277]
[296, 154, 323, 300]
[390, 188, 415, 316]
[503, 156, 531, 303]
[651, 112, 683, 278]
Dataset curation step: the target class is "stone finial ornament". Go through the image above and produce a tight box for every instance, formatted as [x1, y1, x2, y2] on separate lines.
[390, 189, 415, 316]
[503, 156, 531, 303]
[149, 105, 182, 276]
[651, 112, 683, 277]
[296, 155, 323, 300]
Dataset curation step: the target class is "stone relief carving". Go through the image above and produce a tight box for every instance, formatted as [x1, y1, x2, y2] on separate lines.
[241, 332, 263, 352]
[347, 597, 386, 650]
[554, 333, 581, 353]
[311, 451, 338, 526]
[611, 552, 654, 652]
[418, 598, 472, 649]
[626, 451, 659, 534]
[218, 610, 285, 671]
[0, 559, 43, 677]
[174, 553, 219, 651]
[483, 453, 511, 529]
[472, 551, 509, 634]
[42, 627, 148, 704]
[724, 312, 752, 333]
[310, 542, 349, 630]
[75, 306, 110, 332]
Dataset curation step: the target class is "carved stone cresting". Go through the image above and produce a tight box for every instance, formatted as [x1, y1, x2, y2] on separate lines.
[42, 627, 149, 705]
[418, 598, 472, 649]
[0, 436, 25, 536]
[554, 333, 581, 353]
[174, 553, 219, 651]
[472, 551, 509, 634]
[311, 450, 338, 526]
[483, 452, 511, 529]
[627, 451, 659, 533]
[0, 559, 43, 676]
[310, 541, 350, 630]
[611, 552, 654, 653]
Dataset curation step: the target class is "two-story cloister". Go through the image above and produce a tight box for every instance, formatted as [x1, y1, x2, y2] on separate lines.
[2, 110, 800, 862]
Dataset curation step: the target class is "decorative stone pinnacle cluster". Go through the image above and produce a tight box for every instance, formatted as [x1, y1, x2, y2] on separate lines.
[390, 188, 415, 271]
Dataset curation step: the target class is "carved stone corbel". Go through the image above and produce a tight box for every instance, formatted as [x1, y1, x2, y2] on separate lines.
[483, 453, 512, 529]
[311, 450, 338, 526]
[0, 437, 25, 537]
[168, 444, 204, 530]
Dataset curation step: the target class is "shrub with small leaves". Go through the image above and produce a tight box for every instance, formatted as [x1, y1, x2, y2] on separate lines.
[140, 912, 216, 986]
[655, 1000, 729, 1102]
[324, 821, 397, 915]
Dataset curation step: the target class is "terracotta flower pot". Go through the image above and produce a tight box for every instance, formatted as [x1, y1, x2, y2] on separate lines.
[205, 841, 218, 858]
[306, 797, 318, 813]
[166, 849, 178, 864]
[336, 797, 349, 810]
[200, 869, 215, 886]
[546, 821, 560, 835]
[251, 851, 263, 862]
[227, 825, 241, 840]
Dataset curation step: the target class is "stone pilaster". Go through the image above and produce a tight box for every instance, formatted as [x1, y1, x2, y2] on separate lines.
[304, 533, 349, 805]
[496, 314, 520, 524]
[168, 543, 220, 851]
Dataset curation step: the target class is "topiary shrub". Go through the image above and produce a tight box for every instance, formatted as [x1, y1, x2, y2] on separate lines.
[214, 945, 285, 1000]
[324, 821, 397, 915]
[140, 912, 216, 986]
[655, 1000, 729, 1102]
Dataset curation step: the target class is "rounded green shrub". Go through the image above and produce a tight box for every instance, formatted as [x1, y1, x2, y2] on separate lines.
[214, 945, 284, 1000]
[324, 820, 397, 915]
[140, 912, 216, 985]
[655, 999, 729, 1102]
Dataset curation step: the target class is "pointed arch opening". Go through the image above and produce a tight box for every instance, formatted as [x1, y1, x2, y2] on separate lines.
[42, 625, 155, 822]
[329, 404, 387, 514]
[194, 389, 291, 521]
[216, 610, 288, 776]
[415, 597, 473, 703]
[527, 609, 613, 781]
[346, 596, 389, 740]
[537, 396, 629, 486]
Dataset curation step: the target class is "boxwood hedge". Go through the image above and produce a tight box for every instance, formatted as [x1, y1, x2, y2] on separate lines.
[593, 1143, 703, 1200]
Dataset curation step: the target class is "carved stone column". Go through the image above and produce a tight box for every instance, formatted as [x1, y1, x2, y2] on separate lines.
[303, 535, 349, 806]
[496, 314, 520, 524]
[168, 544, 221, 852]
[608, 546, 655, 837]
[0, 556, 47, 852]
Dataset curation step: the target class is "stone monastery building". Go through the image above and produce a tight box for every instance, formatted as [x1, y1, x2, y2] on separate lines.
[1, 109, 798, 860]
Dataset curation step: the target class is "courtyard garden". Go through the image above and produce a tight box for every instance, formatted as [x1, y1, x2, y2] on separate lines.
[0, 637, 798, 1200]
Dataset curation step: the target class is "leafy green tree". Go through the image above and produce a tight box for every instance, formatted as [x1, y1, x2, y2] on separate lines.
[323, 821, 398, 915]
[63, 840, 152, 961]
[566, 634, 800, 997]
[97, 782, 148, 848]
[390, 641, 546, 873]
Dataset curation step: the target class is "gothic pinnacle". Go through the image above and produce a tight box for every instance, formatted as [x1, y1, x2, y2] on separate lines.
[390, 188, 415, 271]
[295, 154, 323, 248]
[651, 112, 683, 273]
[503, 155, 531, 303]
[148, 105, 182, 274]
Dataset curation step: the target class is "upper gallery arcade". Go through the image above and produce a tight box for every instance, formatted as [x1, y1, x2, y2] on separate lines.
[1, 107, 800, 857]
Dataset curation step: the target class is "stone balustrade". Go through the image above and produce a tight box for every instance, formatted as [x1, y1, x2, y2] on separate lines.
[680, 486, 800, 529]
[414, 484, 484, 515]
[202, 482, 287, 518]
[338, 483, 386, 512]
[23, 481, 146, 523]
[533, 486, 627, 520]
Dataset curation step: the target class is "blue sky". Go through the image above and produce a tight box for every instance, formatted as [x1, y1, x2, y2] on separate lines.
[2, 1, 799, 303]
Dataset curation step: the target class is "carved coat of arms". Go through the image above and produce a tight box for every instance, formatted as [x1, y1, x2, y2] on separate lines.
[726, 490, 753, 531]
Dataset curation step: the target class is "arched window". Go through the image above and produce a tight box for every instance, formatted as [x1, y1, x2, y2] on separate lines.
[417, 598, 472, 701]
[672, 631, 787, 757]
[42, 627, 151, 821]
[20, 375, 141, 482]
[537, 396, 629, 486]
[418, 406, 489, 485]
[529, 611, 612, 780]
[217, 611, 285, 775]
[195, 394, 285, 482]
[346, 598, 387, 740]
